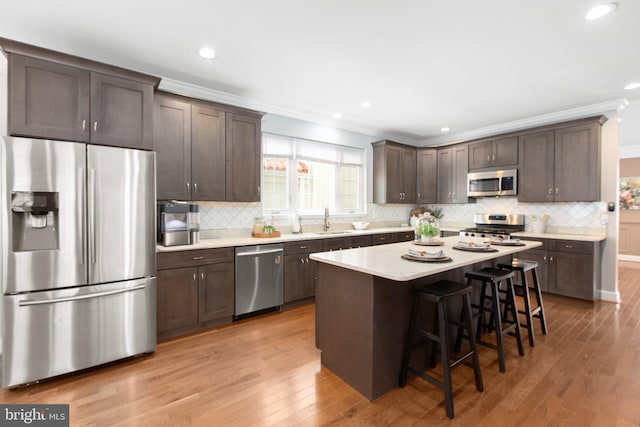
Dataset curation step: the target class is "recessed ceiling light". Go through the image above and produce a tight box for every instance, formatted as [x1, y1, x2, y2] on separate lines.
[441, 127, 450, 132]
[584, 3, 617, 20]
[624, 82, 640, 90]
[360, 101, 372, 109]
[332, 113, 342, 119]
[198, 47, 216, 59]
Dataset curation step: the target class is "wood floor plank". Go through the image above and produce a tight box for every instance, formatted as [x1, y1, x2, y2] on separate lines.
[2, 263, 640, 426]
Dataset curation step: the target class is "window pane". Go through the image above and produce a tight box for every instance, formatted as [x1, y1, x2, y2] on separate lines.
[263, 157, 289, 211]
[340, 165, 360, 210]
[298, 161, 334, 210]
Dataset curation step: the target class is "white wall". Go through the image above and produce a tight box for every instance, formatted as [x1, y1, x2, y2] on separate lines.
[600, 116, 620, 302]
[0, 58, 7, 354]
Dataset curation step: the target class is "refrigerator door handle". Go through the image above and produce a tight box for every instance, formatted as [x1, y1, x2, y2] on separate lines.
[88, 168, 96, 264]
[18, 284, 147, 307]
[78, 166, 86, 265]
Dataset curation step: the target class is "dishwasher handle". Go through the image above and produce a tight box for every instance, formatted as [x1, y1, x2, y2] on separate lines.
[236, 248, 284, 257]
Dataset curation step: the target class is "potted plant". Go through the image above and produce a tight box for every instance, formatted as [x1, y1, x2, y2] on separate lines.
[416, 214, 440, 242]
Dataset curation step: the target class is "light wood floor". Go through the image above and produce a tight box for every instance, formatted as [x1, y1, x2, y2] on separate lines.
[2, 264, 640, 426]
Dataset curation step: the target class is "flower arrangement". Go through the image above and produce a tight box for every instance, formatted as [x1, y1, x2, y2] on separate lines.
[425, 206, 444, 219]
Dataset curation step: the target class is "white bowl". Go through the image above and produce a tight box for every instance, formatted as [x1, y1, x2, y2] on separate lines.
[352, 221, 369, 230]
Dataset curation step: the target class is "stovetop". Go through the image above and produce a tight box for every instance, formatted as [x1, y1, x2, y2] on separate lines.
[460, 213, 525, 237]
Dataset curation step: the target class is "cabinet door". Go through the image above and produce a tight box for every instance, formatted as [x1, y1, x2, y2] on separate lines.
[468, 140, 492, 170]
[436, 148, 453, 204]
[402, 147, 417, 203]
[372, 233, 395, 245]
[226, 113, 262, 201]
[198, 262, 235, 323]
[153, 94, 192, 200]
[416, 148, 437, 204]
[452, 144, 468, 203]
[491, 136, 518, 167]
[554, 123, 600, 202]
[385, 145, 403, 203]
[191, 104, 226, 200]
[284, 254, 308, 303]
[90, 72, 153, 149]
[518, 131, 555, 202]
[549, 251, 594, 300]
[8, 54, 90, 142]
[516, 249, 549, 292]
[157, 267, 199, 335]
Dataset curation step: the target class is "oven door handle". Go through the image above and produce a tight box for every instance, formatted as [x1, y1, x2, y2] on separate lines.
[18, 284, 147, 307]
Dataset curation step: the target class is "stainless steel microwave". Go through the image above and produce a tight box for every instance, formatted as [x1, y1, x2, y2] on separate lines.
[467, 169, 517, 197]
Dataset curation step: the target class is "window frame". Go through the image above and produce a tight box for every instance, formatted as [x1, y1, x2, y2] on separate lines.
[261, 133, 366, 218]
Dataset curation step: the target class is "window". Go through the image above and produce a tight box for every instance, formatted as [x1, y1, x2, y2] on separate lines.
[262, 133, 365, 216]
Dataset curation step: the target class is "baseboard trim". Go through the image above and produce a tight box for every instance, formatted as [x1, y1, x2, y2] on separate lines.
[598, 289, 621, 303]
[618, 254, 640, 262]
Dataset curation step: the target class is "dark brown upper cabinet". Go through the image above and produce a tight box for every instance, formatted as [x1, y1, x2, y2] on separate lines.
[154, 93, 225, 201]
[416, 148, 437, 204]
[153, 92, 262, 202]
[2, 38, 158, 150]
[437, 144, 469, 204]
[226, 113, 262, 202]
[468, 136, 518, 170]
[372, 140, 417, 204]
[518, 117, 604, 202]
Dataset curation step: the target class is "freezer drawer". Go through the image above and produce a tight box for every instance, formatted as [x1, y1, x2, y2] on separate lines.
[235, 244, 284, 317]
[2, 278, 156, 388]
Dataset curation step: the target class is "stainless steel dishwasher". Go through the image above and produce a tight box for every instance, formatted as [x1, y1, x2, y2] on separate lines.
[235, 244, 284, 318]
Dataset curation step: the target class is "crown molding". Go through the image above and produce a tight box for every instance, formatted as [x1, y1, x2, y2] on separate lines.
[159, 78, 629, 149]
[421, 99, 630, 146]
[159, 78, 424, 145]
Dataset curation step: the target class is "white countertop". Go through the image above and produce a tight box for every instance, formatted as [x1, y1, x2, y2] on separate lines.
[309, 235, 543, 282]
[157, 226, 414, 252]
[511, 231, 606, 242]
[157, 225, 605, 252]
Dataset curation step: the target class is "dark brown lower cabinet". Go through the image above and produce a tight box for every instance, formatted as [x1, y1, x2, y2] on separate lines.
[157, 248, 234, 340]
[284, 240, 322, 304]
[517, 238, 599, 300]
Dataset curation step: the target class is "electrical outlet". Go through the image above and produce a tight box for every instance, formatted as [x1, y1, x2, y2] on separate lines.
[600, 214, 608, 225]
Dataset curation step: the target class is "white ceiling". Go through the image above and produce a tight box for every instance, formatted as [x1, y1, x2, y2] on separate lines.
[1, 1, 639, 146]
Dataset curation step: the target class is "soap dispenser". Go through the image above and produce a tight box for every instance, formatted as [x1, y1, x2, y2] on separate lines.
[292, 211, 302, 233]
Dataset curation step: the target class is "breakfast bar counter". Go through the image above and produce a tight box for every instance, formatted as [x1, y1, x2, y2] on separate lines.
[310, 236, 542, 401]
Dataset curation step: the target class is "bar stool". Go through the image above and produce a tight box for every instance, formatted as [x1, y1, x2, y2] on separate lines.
[399, 280, 484, 419]
[497, 259, 548, 347]
[460, 267, 525, 373]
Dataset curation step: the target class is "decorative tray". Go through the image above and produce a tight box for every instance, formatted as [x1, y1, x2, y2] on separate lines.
[251, 231, 282, 238]
[412, 240, 445, 246]
[488, 240, 525, 246]
[401, 254, 452, 263]
[452, 245, 499, 253]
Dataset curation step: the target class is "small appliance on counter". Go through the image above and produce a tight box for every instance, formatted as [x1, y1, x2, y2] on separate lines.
[158, 201, 200, 246]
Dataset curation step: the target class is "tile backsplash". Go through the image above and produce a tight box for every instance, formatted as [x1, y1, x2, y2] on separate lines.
[196, 197, 607, 238]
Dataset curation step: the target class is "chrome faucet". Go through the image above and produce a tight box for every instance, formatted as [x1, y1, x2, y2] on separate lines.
[323, 207, 330, 231]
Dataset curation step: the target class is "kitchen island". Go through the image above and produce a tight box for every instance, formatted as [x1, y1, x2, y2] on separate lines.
[310, 235, 542, 401]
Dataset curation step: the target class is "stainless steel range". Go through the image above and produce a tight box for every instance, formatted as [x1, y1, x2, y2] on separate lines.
[460, 214, 525, 239]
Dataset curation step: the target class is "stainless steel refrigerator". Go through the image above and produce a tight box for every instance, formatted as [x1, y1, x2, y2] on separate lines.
[1, 137, 156, 388]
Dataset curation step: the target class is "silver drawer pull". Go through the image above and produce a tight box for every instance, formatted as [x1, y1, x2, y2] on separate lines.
[300, 246, 308, 249]
[192, 256, 204, 260]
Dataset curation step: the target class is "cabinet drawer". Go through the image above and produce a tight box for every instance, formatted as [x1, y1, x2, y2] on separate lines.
[550, 240, 594, 254]
[158, 247, 234, 270]
[372, 233, 395, 245]
[518, 237, 550, 250]
[350, 235, 372, 248]
[395, 231, 415, 242]
[284, 239, 323, 255]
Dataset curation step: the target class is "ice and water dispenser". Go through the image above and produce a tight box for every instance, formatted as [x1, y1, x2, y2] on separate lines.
[157, 202, 200, 246]
[11, 191, 59, 251]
